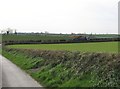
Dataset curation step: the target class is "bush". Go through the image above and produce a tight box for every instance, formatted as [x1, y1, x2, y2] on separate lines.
[2, 47, 120, 87]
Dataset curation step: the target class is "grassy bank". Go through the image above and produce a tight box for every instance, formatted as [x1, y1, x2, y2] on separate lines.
[2, 48, 120, 87]
[7, 42, 119, 53]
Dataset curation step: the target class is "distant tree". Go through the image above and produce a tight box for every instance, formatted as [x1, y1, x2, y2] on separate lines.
[71, 33, 75, 35]
[7, 28, 13, 34]
[7, 31, 9, 34]
[14, 29, 17, 34]
[45, 31, 49, 34]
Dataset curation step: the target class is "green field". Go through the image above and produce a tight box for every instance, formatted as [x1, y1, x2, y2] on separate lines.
[2, 34, 71, 42]
[7, 42, 119, 53]
[2, 34, 119, 42]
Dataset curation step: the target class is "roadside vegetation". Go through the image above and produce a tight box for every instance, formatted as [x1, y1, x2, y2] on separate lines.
[2, 48, 120, 87]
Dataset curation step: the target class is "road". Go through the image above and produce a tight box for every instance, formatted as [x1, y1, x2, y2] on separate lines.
[0, 54, 42, 87]
[0, 54, 2, 88]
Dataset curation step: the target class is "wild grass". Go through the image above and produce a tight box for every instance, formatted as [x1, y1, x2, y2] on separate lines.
[2, 48, 120, 87]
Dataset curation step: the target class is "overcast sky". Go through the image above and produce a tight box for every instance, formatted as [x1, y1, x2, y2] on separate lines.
[0, 0, 119, 34]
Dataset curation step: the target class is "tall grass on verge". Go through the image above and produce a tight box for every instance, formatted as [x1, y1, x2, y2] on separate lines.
[2, 48, 120, 87]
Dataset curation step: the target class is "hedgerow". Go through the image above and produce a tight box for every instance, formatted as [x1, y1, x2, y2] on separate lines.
[2, 47, 120, 87]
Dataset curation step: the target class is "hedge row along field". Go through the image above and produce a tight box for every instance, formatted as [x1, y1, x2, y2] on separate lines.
[2, 48, 120, 87]
[7, 42, 119, 53]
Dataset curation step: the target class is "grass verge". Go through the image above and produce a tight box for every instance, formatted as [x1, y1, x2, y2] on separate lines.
[2, 48, 120, 87]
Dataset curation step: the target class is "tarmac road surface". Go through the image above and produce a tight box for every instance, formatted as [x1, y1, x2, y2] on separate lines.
[0, 54, 42, 87]
[0, 54, 2, 88]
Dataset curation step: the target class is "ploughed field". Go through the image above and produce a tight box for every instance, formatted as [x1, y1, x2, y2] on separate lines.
[7, 42, 119, 53]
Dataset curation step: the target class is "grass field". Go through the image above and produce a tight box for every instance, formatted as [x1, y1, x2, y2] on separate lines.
[2, 34, 71, 42]
[7, 42, 119, 53]
[2, 34, 119, 42]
